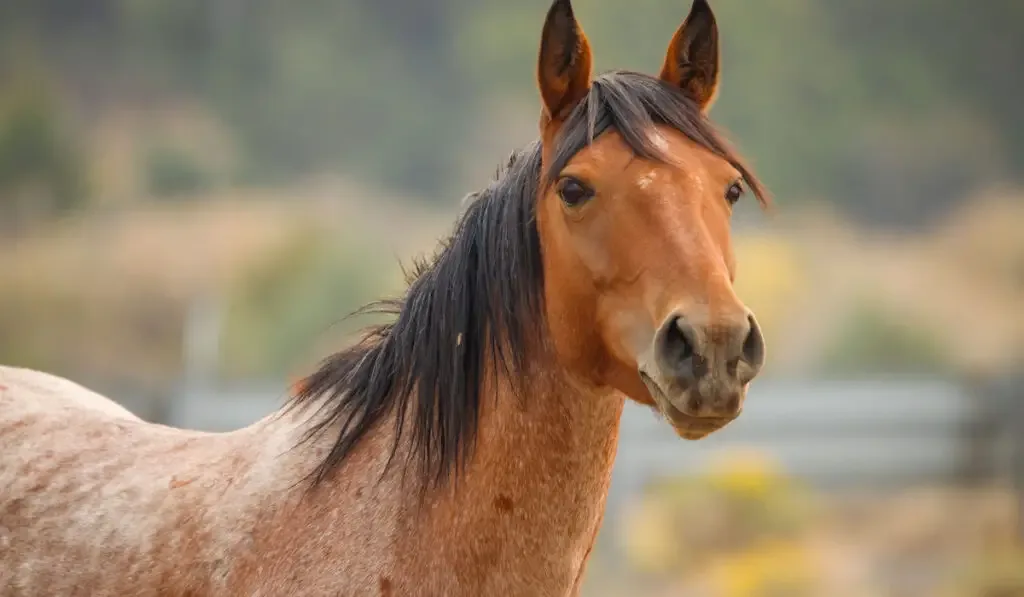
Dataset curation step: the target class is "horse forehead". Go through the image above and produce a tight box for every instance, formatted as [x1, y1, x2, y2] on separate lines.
[570, 131, 635, 170]
[652, 127, 721, 172]
[582, 129, 714, 183]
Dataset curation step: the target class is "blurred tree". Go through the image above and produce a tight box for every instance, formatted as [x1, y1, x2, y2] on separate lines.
[0, 0, 1020, 222]
[0, 72, 88, 234]
[820, 0, 1024, 227]
[222, 227, 393, 379]
[143, 142, 214, 198]
[201, 0, 469, 195]
[815, 297, 953, 376]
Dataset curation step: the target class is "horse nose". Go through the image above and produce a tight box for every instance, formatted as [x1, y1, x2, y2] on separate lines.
[654, 310, 765, 388]
[735, 313, 765, 384]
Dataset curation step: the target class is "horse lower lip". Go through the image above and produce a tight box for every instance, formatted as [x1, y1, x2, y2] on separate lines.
[668, 405, 721, 428]
[662, 405, 731, 426]
[664, 411, 734, 441]
[641, 377, 735, 429]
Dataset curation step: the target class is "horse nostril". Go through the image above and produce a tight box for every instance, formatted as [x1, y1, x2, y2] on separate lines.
[656, 314, 702, 385]
[741, 314, 765, 370]
[664, 316, 696, 362]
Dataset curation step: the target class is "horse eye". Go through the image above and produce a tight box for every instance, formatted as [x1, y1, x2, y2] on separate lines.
[725, 181, 745, 205]
[557, 177, 594, 207]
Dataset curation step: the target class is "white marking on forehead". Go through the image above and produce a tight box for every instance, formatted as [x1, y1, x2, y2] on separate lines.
[689, 169, 704, 193]
[636, 172, 656, 190]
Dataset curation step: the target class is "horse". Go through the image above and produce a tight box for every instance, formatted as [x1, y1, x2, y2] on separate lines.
[0, 0, 769, 594]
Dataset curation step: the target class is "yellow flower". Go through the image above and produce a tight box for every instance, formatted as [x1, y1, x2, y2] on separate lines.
[705, 449, 783, 500]
[708, 541, 819, 597]
[619, 495, 685, 574]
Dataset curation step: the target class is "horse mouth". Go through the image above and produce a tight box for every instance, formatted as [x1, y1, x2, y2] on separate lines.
[639, 371, 738, 440]
[658, 403, 735, 439]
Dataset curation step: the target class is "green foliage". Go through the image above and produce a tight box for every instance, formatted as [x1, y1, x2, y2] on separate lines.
[1, 0, 1021, 222]
[197, 0, 468, 196]
[143, 143, 214, 198]
[222, 228, 395, 379]
[815, 298, 952, 376]
[0, 73, 87, 228]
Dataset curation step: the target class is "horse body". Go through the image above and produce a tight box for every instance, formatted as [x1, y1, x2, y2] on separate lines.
[0, 366, 622, 596]
[1, 366, 275, 595]
[2, 1, 770, 593]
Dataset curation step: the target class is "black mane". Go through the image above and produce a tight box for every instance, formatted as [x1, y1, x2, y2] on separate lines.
[291, 71, 766, 487]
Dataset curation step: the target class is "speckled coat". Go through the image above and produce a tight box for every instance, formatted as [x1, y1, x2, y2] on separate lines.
[0, 366, 623, 596]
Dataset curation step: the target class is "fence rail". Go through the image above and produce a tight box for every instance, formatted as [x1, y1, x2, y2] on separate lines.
[159, 375, 1022, 526]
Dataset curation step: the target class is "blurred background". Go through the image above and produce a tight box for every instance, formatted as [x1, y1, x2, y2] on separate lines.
[1, 1, 1022, 595]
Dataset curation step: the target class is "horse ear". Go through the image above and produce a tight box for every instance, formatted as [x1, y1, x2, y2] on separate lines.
[659, 0, 720, 112]
[537, 0, 593, 122]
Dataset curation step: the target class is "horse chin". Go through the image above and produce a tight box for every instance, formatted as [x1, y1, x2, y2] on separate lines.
[658, 402, 736, 440]
[667, 414, 734, 439]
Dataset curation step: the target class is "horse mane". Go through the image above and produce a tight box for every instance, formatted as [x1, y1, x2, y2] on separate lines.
[291, 70, 767, 488]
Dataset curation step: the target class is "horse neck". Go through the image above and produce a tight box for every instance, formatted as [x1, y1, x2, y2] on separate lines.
[270, 364, 626, 591]
[438, 368, 627, 519]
